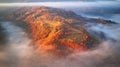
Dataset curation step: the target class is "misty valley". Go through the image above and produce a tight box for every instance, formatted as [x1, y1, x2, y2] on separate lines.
[0, 1, 120, 67]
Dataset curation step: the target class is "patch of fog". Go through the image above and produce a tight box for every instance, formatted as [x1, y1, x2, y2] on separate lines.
[0, 21, 34, 67]
[110, 14, 120, 23]
[86, 23, 120, 40]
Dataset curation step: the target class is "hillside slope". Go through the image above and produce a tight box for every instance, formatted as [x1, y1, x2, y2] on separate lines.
[8, 6, 101, 55]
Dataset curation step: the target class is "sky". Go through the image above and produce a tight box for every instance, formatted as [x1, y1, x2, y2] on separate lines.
[0, 0, 119, 3]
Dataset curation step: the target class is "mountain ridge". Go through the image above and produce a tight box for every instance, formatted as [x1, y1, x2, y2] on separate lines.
[7, 6, 105, 55]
